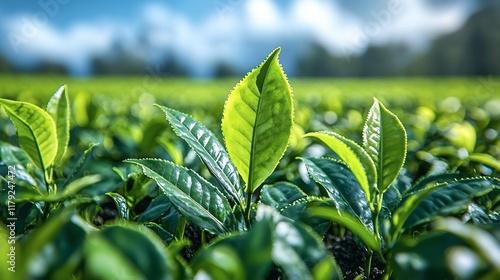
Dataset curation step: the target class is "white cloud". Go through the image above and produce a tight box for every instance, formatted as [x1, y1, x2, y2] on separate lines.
[3, 14, 118, 74]
[0, 0, 475, 76]
[289, 0, 362, 54]
[371, 0, 470, 47]
[245, 0, 282, 34]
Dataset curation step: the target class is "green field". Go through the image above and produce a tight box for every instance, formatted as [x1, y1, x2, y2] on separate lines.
[1, 74, 498, 105]
[2, 74, 499, 168]
[1, 72, 500, 279]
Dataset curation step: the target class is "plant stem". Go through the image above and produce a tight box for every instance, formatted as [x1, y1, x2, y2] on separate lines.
[245, 191, 253, 228]
[372, 191, 390, 266]
[373, 192, 384, 247]
[365, 251, 373, 279]
[201, 230, 206, 247]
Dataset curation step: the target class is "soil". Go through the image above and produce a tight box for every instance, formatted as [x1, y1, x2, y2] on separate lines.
[324, 231, 385, 280]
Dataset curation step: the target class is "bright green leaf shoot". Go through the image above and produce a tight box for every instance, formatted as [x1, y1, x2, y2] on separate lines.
[0, 98, 57, 171]
[222, 47, 293, 193]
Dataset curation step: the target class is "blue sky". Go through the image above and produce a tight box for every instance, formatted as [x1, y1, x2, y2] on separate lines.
[0, 0, 484, 77]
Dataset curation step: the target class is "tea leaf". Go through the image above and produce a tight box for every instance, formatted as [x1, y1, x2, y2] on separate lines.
[363, 98, 407, 193]
[157, 105, 244, 206]
[15, 174, 102, 203]
[309, 205, 381, 253]
[0, 98, 57, 171]
[260, 182, 307, 211]
[222, 47, 293, 193]
[468, 153, 500, 172]
[192, 210, 274, 280]
[402, 177, 499, 231]
[0, 142, 43, 186]
[301, 157, 374, 231]
[391, 177, 499, 239]
[257, 205, 341, 280]
[84, 222, 178, 280]
[46, 85, 70, 166]
[19, 208, 89, 279]
[305, 131, 375, 202]
[125, 158, 241, 235]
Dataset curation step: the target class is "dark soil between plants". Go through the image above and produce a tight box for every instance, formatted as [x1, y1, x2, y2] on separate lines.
[324, 231, 385, 280]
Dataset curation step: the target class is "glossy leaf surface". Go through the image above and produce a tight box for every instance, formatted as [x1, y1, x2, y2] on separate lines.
[391, 177, 499, 238]
[260, 182, 307, 211]
[158, 105, 244, 205]
[46, 85, 70, 165]
[0, 98, 57, 170]
[222, 48, 293, 192]
[125, 158, 241, 235]
[301, 157, 374, 231]
[402, 177, 499, 231]
[305, 131, 374, 201]
[363, 98, 407, 193]
[257, 205, 341, 280]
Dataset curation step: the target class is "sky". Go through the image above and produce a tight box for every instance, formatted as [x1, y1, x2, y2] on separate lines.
[0, 0, 485, 77]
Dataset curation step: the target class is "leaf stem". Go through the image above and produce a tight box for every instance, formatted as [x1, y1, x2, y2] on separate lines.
[373, 192, 388, 264]
[245, 191, 253, 228]
[365, 250, 373, 279]
[374, 193, 383, 238]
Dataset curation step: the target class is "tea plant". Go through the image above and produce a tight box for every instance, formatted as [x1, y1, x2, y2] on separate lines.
[126, 48, 342, 279]
[1, 48, 499, 279]
[0, 86, 101, 224]
[302, 98, 500, 278]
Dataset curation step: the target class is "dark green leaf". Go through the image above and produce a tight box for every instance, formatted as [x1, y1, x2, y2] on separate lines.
[84, 222, 178, 280]
[0, 142, 43, 187]
[106, 192, 130, 220]
[192, 214, 274, 280]
[257, 205, 342, 280]
[392, 177, 500, 238]
[157, 105, 244, 206]
[301, 157, 374, 230]
[309, 206, 381, 253]
[260, 182, 307, 211]
[137, 194, 172, 223]
[403, 178, 499, 231]
[125, 158, 242, 235]
[19, 208, 90, 279]
[279, 196, 332, 236]
[61, 143, 98, 189]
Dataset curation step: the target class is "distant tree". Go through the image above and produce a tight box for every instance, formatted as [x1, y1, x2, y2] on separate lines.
[91, 42, 147, 75]
[296, 42, 412, 77]
[0, 54, 14, 73]
[213, 62, 239, 78]
[359, 44, 412, 76]
[407, 7, 500, 76]
[160, 56, 189, 77]
[91, 53, 146, 75]
[33, 62, 69, 75]
[296, 43, 361, 77]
